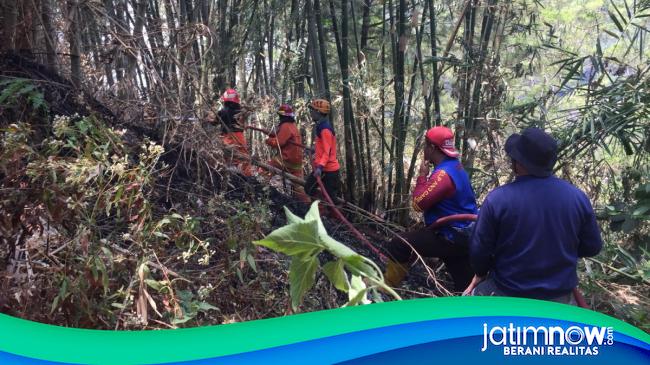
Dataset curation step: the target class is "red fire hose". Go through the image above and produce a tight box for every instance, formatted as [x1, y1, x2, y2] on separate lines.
[315, 176, 388, 262]
[427, 213, 589, 308]
[253, 126, 589, 308]
[311, 183, 590, 307]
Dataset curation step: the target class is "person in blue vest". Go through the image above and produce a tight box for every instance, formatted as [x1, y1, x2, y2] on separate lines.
[465, 128, 603, 303]
[384, 126, 478, 292]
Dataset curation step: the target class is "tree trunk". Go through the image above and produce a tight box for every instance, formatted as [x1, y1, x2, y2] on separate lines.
[329, 0, 357, 203]
[380, 0, 387, 209]
[463, 0, 498, 167]
[390, 0, 407, 223]
[40, 0, 57, 69]
[67, 0, 82, 88]
[1, 0, 18, 50]
[306, 0, 326, 97]
[314, 0, 330, 99]
[428, 0, 441, 125]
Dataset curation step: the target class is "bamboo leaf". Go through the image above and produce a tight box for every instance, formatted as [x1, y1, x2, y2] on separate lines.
[246, 253, 257, 273]
[611, 0, 628, 25]
[557, 59, 583, 92]
[603, 29, 621, 39]
[632, 205, 650, 216]
[631, 22, 650, 32]
[608, 10, 625, 32]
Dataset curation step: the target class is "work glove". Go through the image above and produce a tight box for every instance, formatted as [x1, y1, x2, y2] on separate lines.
[313, 165, 323, 178]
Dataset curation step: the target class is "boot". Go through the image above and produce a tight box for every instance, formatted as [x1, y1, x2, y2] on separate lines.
[384, 260, 409, 287]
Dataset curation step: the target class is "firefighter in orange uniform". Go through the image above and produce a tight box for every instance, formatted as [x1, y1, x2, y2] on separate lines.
[305, 99, 341, 216]
[265, 104, 309, 202]
[217, 88, 252, 176]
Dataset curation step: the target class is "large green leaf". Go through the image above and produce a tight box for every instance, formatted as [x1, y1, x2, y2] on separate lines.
[256, 203, 400, 307]
[319, 234, 359, 259]
[304, 201, 329, 238]
[346, 275, 370, 306]
[289, 255, 319, 310]
[253, 220, 324, 257]
[284, 206, 304, 224]
[322, 259, 349, 292]
[303, 202, 363, 261]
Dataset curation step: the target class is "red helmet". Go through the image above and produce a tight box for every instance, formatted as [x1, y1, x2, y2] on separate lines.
[277, 104, 295, 118]
[221, 88, 240, 104]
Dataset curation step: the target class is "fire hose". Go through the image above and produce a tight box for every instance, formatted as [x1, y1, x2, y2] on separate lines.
[248, 126, 590, 308]
[430, 213, 589, 308]
[314, 182, 590, 308]
[315, 175, 388, 262]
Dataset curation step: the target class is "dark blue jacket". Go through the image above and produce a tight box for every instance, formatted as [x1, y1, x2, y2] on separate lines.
[423, 158, 478, 239]
[469, 175, 603, 299]
[217, 102, 243, 133]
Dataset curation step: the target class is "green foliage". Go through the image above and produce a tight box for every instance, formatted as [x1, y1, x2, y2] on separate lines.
[254, 202, 400, 311]
[0, 113, 224, 328]
[0, 78, 48, 113]
[600, 166, 650, 232]
[214, 199, 270, 282]
[173, 289, 219, 325]
[140, 262, 218, 326]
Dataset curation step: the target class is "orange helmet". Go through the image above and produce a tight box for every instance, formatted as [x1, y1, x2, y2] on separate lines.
[221, 88, 240, 104]
[309, 99, 330, 115]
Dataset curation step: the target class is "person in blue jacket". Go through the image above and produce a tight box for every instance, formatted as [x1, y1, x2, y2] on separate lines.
[466, 127, 603, 304]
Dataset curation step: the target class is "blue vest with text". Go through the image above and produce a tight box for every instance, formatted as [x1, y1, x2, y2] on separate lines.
[423, 158, 478, 236]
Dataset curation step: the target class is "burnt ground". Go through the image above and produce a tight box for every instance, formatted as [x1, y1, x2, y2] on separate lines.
[0, 52, 451, 329]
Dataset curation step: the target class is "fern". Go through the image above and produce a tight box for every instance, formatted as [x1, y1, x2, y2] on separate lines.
[0, 78, 49, 113]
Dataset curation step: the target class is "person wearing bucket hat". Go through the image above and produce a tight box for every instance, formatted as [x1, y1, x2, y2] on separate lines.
[383, 126, 478, 292]
[466, 127, 603, 303]
[504, 127, 557, 177]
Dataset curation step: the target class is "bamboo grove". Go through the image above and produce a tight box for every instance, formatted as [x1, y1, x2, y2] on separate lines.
[1, 0, 650, 222]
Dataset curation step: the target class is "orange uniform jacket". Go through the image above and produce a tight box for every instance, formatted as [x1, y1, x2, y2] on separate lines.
[265, 121, 303, 167]
[313, 119, 340, 172]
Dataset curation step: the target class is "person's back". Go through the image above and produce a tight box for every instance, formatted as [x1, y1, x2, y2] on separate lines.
[313, 118, 340, 172]
[264, 104, 308, 202]
[266, 105, 303, 167]
[276, 121, 302, 165]
[468, 127, 603, 303]
[475, 175, 602, 299]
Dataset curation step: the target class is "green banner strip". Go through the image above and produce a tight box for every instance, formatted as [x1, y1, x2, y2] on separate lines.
[0, 297, 648, 364]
